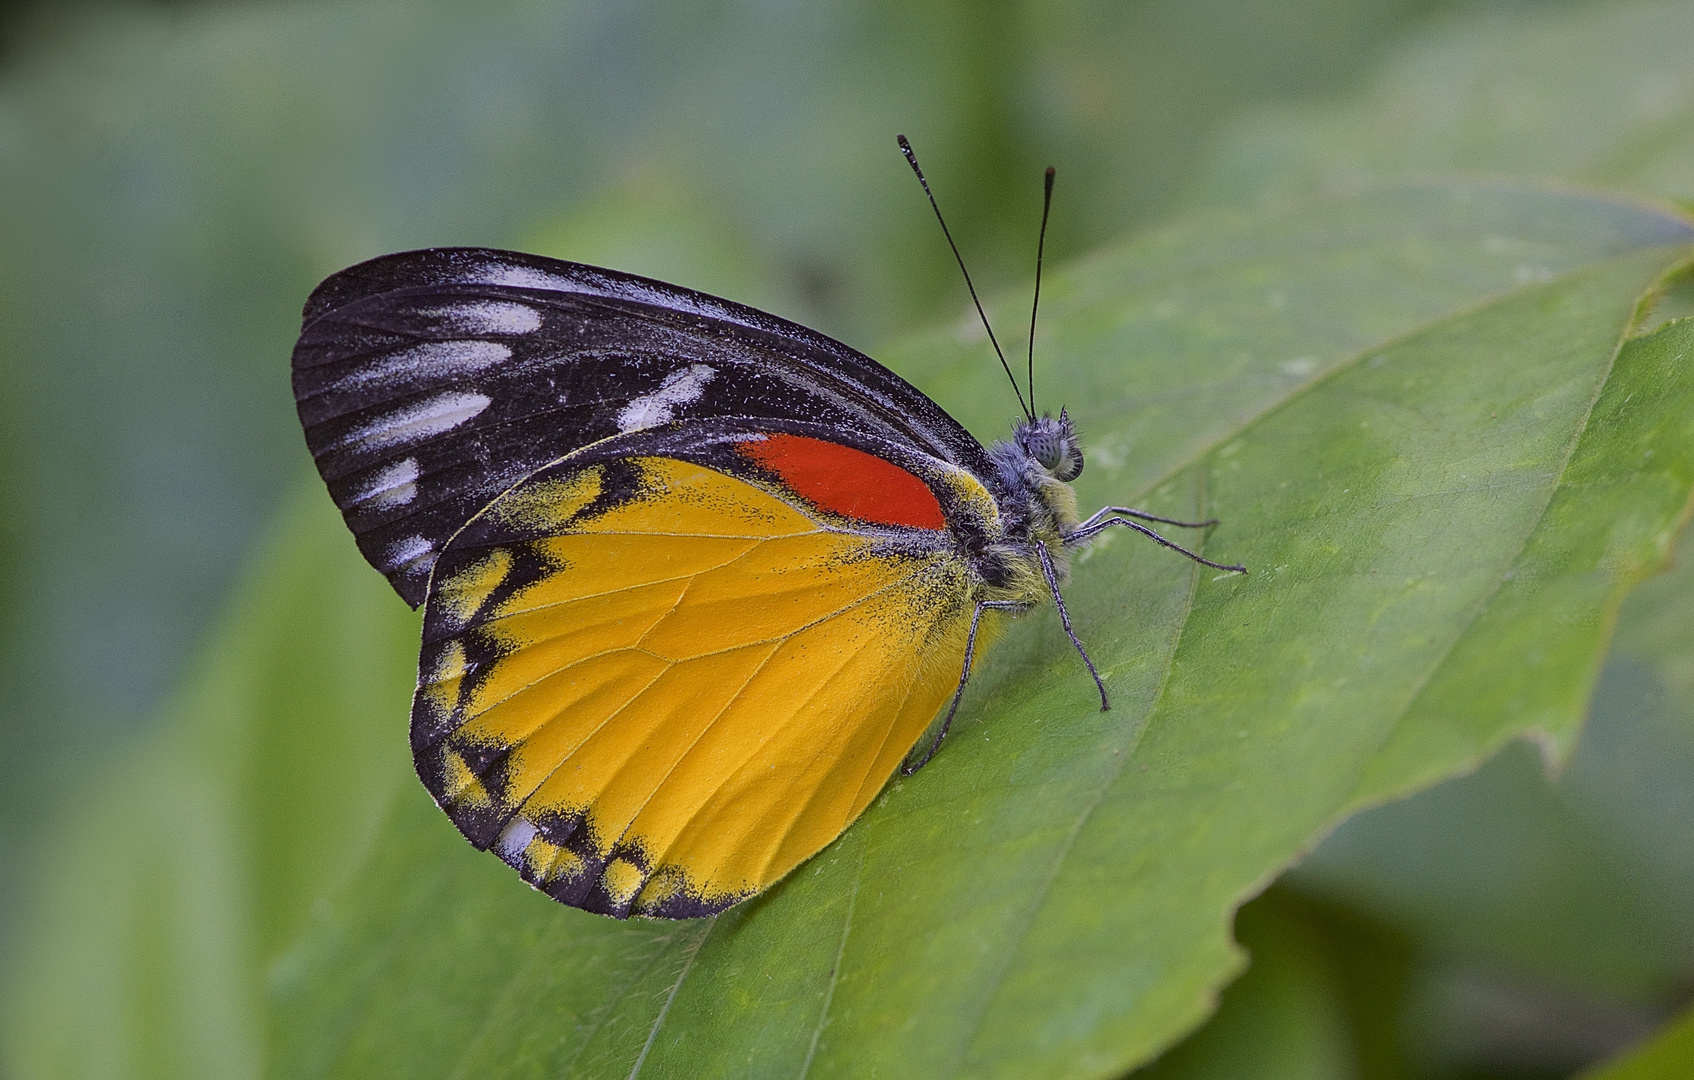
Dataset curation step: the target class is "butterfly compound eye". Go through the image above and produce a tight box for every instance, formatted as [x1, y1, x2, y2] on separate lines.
[1052, 438, 1083, 482]
[1018, 416, 1084, 482]
[1026, 427, 1064, 470]
[1049, 407, 1084, 481]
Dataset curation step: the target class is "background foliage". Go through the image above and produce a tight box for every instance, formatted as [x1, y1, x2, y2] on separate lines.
[0, 1, 1691, 1078]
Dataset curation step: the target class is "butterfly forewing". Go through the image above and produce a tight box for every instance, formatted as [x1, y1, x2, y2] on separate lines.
[292, 248, 994, 606]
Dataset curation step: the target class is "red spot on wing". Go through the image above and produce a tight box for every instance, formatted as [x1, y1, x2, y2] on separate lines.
[737, 434, 946, 530]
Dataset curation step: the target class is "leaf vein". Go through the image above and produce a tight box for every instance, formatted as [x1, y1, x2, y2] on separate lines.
[626, 919, 714, 1079]
[797, 835, 866, 1080]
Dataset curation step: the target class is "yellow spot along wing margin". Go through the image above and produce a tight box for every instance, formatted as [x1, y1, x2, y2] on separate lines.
[412, 452, 982, 918]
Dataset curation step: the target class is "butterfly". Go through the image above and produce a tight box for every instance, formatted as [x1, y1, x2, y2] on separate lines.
[291, 138, 1242, 919]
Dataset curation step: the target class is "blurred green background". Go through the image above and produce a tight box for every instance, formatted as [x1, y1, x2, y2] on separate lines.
[0, 0, 1690, 1077]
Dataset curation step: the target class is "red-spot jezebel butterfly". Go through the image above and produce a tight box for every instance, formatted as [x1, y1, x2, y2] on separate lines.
[291, 138, 1241, 918]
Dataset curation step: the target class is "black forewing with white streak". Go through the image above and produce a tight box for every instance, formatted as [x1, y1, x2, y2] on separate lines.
[292, 247, 996, 606]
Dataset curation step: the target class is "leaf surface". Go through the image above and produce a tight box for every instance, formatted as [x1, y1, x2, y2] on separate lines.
[1168, 4, 1694, 1058]
[1, 489, 416, 1080]
[1282, 423, 1694, 1017]
[265, 183, 1694, 1079]
[1189, 0, 1694, 212]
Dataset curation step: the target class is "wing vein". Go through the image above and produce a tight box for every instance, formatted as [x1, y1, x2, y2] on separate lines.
[601, 642, 786, 868]
[754, 632, 936, 885]
[441, 557, 927, 740]
[637, 618, 901, 879]
[603, 566, 932, 877]
[491, 663, 677, 833]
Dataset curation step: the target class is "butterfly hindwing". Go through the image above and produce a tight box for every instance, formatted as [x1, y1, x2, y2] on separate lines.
[410, 423, 996, 917]
[291, 248, 995, 606]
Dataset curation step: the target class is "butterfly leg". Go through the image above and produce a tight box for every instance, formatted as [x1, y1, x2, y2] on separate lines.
[1036, 540, 1111, 712]
[902, 598, 1030, 776]
[1075, 505, 1217, 532]
[1065, 516, 1246, 573]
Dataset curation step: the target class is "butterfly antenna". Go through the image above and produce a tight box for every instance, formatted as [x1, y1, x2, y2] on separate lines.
[898, 134, 1032, 421]
[1027, 165, 1055, 416]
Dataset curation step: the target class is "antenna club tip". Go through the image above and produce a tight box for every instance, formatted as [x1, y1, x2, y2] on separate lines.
[1045, 166, 1056, 178]
[897, 134, 921, 171]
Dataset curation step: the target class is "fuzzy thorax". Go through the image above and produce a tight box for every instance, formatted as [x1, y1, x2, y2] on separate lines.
[978, 411, 1088, 603]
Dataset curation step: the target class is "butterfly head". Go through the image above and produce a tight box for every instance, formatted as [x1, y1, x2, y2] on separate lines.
[1014, 408, 1084, 483]
[987, 408, 1086, 590]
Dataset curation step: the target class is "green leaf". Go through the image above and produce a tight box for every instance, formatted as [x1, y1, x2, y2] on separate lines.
[1283, 610, 1694, 1003]
[1129, 886, 1421, 1080]
[1278, 417, 1694, 1024]
[1130, 894, 1363, 1080]
[1169, 0, 1694, 1059]
[1189, 0, 1694, 213]
[1579, 1001, 1694, 1080]
[1, 489, 416, 1080]
[266, 183, 1694, 1079]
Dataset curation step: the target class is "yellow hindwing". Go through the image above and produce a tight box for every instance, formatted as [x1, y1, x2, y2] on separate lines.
[413, 455, 982, 917]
